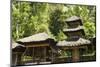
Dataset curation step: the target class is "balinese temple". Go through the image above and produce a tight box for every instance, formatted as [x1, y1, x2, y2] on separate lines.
[56, 16, 91, 62]
[12, 32, 60, 66]
[12, 16, 96, 66]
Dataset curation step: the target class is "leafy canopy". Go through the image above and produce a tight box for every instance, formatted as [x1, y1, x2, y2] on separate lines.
[12, 1, 96, 41]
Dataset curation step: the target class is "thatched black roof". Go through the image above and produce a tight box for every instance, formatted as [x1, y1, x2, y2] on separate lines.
[56, 38, 91, 47]
[16, 32, 61, 54]
[12, 43, 25, 52]
[12, 43, 24, 49]
[63, 26, 85, 36]
[64, 16, 83, 25]
[17, 32, 51, 44]
[63, 26, 83, 32]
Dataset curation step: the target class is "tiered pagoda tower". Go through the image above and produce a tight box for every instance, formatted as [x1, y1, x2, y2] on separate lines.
[63, 16, 85, 40]
[57, 16, 91, 62]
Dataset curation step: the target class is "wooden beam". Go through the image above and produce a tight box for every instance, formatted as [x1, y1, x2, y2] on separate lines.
[14, 52, 22, 65]
[51, 52, 54, 63]
[25, 44, 49, 47]
[12, 52, 23, 54]
[32, 47, 34, 62]
[72, 48, 80, 62]
[43, 47, 46, 62]
[60, 46, 87, 50]
[15, 53, 18, 65]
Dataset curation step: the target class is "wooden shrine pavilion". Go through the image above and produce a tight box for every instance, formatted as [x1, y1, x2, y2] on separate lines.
[56, 16, 91, 62]
[12, 32, 60, 66]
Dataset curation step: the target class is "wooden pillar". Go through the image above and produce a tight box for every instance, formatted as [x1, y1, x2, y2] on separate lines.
[51, 51, 54, 63]
[32, 47, 34, 62]
[51, 51, 56, 63]
[72, 47, 80, 62]
[16, 53, 22, 65]
[43, 47, 46, 62]
[12, 53, 17, 65]
[37, 47, 41, 64]
[14, 53, 18, 65]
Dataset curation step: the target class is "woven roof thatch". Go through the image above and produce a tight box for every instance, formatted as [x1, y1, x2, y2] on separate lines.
[12, 42, 26, 52]
[17, 32, 50, 43]
[65, 16, 81, 22]
[56, 38, 91, 47]
[12, 42, 24, 49]
[63, 26, 83, 32]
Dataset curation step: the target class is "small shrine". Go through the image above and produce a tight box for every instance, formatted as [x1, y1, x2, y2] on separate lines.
[13, 32, 59, 65]
[57, 16, 91, 62]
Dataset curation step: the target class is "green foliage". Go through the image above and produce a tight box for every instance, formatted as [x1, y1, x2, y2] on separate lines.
[62, 5, 96, 38]
[49, 9, 64, 39]
[12, 1, 96, 41]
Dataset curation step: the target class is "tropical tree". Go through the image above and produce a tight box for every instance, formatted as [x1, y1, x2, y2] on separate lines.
[12, 1, 96, 41]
